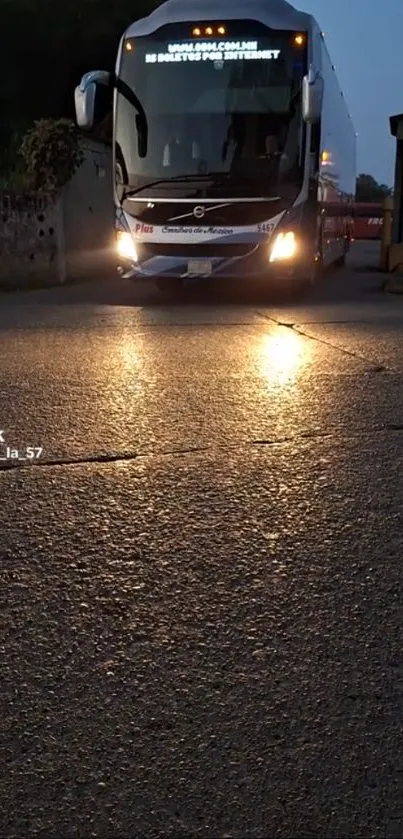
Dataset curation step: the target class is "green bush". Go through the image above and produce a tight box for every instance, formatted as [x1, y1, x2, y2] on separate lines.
[18, 118, 84, 194]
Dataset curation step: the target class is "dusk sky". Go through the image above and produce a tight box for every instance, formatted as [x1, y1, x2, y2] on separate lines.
[297, 0, 401, 185]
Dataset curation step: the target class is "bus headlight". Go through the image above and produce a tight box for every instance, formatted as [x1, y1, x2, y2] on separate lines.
[269, 231, 297, 262]
[116, 230, 137, 262]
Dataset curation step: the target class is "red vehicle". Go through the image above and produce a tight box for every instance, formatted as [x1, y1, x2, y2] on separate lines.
[353, 203, 383, 240]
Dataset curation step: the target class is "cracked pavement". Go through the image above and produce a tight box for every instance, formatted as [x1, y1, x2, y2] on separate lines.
[1, 242, 403, 838]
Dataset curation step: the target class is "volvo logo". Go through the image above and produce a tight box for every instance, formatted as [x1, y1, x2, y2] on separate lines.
[193, 206, 205, 220]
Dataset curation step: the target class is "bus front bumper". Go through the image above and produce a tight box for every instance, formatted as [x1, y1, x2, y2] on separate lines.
[117, 241, 313, 286]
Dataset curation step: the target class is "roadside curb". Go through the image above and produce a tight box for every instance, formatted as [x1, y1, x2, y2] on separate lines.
[383, 277, 403, 294]
[0, 272, 114, 296]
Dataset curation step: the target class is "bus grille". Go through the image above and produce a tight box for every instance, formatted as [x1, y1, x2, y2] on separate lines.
[141, 242, 257, 258]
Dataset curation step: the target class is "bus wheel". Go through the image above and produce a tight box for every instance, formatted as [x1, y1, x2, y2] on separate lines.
[312, 254, 323, 284]
[155, 278, 183, 297]
[302, 254, 322, 288]
[334, 238, 349, 267]
[334, 252, 346, 267]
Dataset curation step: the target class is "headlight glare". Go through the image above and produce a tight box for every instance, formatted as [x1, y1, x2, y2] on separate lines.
[269, 231, 297, 262]
[116, 230, 137, 262]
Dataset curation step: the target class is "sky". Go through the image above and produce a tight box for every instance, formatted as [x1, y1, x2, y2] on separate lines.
[296, 0, 402, 185]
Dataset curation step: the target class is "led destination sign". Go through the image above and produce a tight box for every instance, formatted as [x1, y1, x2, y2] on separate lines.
[145, 41, 282, 64]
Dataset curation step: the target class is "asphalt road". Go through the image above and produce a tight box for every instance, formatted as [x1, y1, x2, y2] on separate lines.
[2, 242, 403, 838]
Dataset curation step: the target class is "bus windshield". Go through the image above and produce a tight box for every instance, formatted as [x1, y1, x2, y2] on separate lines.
[115, 23, 307, 199]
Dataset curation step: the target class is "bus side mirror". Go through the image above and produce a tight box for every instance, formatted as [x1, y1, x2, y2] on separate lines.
[74, 70, 111, 129]
[302, 66, 324, 124]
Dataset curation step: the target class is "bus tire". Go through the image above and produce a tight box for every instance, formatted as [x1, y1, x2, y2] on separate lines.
[301, 254, 322, 289]
[155, 277, 183, 298]
[334, 252, 346, 268]
[334, 237, 350, 267]
[312, 255, 322, 284]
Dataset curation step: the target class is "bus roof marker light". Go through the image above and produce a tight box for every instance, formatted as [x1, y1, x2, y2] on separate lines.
[192, 27, 201, 36]
[294, 34, 305, 46]
[217, 25, 226, 35]
[205, 27, 213, 36]
[125, 41, 133, 51]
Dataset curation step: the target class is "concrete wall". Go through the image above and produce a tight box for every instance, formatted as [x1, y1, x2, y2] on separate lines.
[0, 140, 114, 289]
[0, 192, 62, 288]
[62, 139, 114, 282]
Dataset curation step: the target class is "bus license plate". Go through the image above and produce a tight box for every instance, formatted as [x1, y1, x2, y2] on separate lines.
[187, 259, 212, 276]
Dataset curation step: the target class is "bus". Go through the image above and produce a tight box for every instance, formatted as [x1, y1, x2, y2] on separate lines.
[353, 203, 383, 240]
[74, 0, 356, 296]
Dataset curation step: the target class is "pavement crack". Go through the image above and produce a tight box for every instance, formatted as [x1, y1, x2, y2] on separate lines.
[252, 430, 333, 445]
[291, 320, 375, 326]
[2, 425, 403, 473]
[135, 321, 261, 329]
[256, 311, 389, 372]
[0, 445, 211, 472]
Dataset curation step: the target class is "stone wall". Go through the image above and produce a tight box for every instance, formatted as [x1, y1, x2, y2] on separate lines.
[0, 141, 114, 290]
[0, 191, 63, 288]
[62, 140, 114, 283]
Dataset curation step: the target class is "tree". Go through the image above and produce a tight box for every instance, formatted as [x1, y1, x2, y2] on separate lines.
[18, 119, 84, 193]
[356, 174, 392, 203]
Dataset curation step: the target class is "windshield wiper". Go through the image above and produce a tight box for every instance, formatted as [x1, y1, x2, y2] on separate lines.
[115, 78, 148, 158]
[122, 172, 232, 199]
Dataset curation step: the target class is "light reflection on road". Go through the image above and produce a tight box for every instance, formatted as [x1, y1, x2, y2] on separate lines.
[257, 329, 310, 387]
[119, 331, 146, 375]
